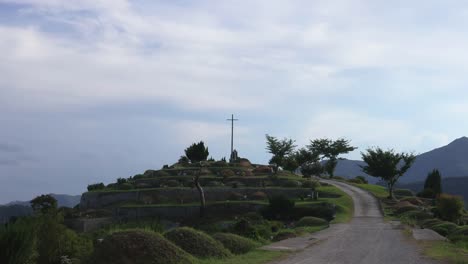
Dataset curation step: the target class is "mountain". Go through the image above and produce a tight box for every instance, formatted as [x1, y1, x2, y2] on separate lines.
[334, 137, 468, 183]
[0, 194, 81, 223]
[397, 177, 468, 208]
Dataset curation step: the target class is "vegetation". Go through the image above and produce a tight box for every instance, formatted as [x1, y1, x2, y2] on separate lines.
[419, 169, 442, 198]
[92, 229, 195, 264]
[296, 216, 328, 227]
[185, 141, 210, 163]
[212, 233, 260, 254]
[436, 194, 465, 223]
[87, 182, 105, 191]
[198, 250, 287, 264]
[164, 227, 232, 258]
[265, 135, 296, 173]
[307, 138, 357, 177]
[361, 148, 416, 199]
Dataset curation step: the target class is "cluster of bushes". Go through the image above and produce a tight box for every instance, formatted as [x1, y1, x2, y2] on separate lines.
[87, 182, 105, 191]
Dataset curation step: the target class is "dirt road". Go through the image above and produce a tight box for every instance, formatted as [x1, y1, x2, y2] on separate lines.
[270, 180, 441, 264]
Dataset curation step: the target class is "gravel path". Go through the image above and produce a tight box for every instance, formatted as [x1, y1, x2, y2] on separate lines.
[269, 180, 442, 264]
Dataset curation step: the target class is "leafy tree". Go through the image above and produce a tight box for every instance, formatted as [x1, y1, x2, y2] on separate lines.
[30, 194, 57, 214]
[265, 134, 296, 173]
[282, 155, 299, 173]
[184, 141, 209, 163]
[307, 138, 356, 177]
[361, 148, 416, 199]
[0, 217, 38, 264]
[423, 169, 442, 197]
[300, 161, 324, 178]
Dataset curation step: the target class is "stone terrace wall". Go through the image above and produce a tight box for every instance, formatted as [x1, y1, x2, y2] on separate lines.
[80, 188, 331, 210]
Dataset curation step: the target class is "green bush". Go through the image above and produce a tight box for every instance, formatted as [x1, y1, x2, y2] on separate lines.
[296, 217, 328, 227]
[355, 176, 368, 184]
[273, 230, 297, 241]
[164, 227, 231, 258]
[347, 178, 364, 184]
[430, 222, 458, 237]
[401, 210, 433, 224]
[164, 180, 181, 187]
[418, 188, 436, 199]
[420, 218, 443, 228]
[92, 229, 195, 264]
[436, 194, 464, 222]
[448, 226, 468, 242]
[394, 205, 418, 215]
[262, 195, 295, 220]
[118, 183, 133, 190]
[117, 178, 128, 184]
[0, 217, 37, 264]
[301, 180, 321, 189]
[231, 219, 271, 241]
[394, 189, 414, 197]
[87, 183, 105, 191]
[212, 233, 260, 254]
[291, 203, 336, 221]
[281, 180, 301, 188]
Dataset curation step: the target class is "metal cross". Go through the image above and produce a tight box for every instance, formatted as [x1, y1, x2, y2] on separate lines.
[226, 114, 239, 156]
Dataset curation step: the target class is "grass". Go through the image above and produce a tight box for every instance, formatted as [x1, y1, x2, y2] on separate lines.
[316, 185, 354, 223]
[351, 183, 388, 199]
[421, 240, 468, 264]
[197, 249, 288, 264]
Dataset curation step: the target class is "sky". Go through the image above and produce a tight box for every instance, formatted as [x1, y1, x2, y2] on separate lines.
[2, 0, 468, 203]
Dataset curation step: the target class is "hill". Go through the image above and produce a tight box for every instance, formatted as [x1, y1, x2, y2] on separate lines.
[334, 137, 468, 183]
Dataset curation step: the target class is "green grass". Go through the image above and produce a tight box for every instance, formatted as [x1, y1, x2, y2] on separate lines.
[197, 249, 288, 264]
[422, 241, 468, 264]
[316, 185, 354, 223]
[351, 183, 388, 199]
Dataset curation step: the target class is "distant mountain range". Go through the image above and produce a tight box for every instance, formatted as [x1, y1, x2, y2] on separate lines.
[0, 194, 81, 223]
[335, 137, 468, 183]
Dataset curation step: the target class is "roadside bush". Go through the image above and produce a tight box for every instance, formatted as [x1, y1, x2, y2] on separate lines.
[355, 176, 368, 184]
[420, 218, 444, 228]
[394, 205, 418, 215]
[430, 222, 458, 237]
[92, 229, 195, 264]
[212, 233, 260, 254]
[436, 194, 464, 222]
[164, 227, 231, 258]
[273, 230, 297, 241]
[251, 191, 268, 200]
[401, 210, 433, 224]
[296, 217, 328, 227]
[448, 226, 468, 242]
[394, 189, 414, 197]
[87, 183, 105, 191]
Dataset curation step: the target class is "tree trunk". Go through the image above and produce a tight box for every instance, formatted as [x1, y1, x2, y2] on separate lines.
[388, 182, 395, 200]
[194, 175, 206, 217]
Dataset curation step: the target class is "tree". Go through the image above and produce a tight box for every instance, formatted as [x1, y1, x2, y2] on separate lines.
[423, 169, 442, 197]
[361, 148, 416, 199]
[265, 135, 296, 173]
[282, 155, 299, 173]
[30, 194, 57, 214]
[184, 141, 209, 163]
[194, 162, 207, 217]
[307, 138, 356, 177]
[300, 161, 323, 178]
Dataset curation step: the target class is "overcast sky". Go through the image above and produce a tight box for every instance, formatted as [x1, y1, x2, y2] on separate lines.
[2, 0, 468, 203]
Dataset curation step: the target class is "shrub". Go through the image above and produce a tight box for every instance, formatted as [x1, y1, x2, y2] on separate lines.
[420, 218, 444, 228]
[242, 212, 264, 224]
[212, 233, 260, 254]
[92, 230, 195, 264]
[250, 191, 268, 200]
[231, 219, 271, 241]
[394, 189, 414, 197]
[417, 188, 436, 199]
[87, 183, 105, 191]
[436, 194, 464, 222]
[355, 176, 368, 184]
[118, 183, 133, 190]
[281, 180, 301, 188]
[273, 230, 297, 241]
[296, 217, 328, 227]
[291, 203, 336, 221]
[164, 227, 231, 258]
[401, 210, 433, 224]
[220, 169, 235, 178]
[269, 221, 284, 233]
[184, 141, 209, 163]
[0, 217, 37, 264]
[301, 180, 321, 189]
[394, 205, 418, 215]
[117, 178, 128, 185]
[430, 222, 458, 237]
[448, 226, 468, 242]
[262, 195, 295, 220]
[156, 170, 170, 177]
[165, 180, 181, 187]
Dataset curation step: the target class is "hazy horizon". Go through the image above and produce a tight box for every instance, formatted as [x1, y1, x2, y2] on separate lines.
[2, 1, 468, 203]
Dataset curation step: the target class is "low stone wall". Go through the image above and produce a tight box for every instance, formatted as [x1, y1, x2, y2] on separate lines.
[115, 203, 264, 222]
[80, 187, 335, 210]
